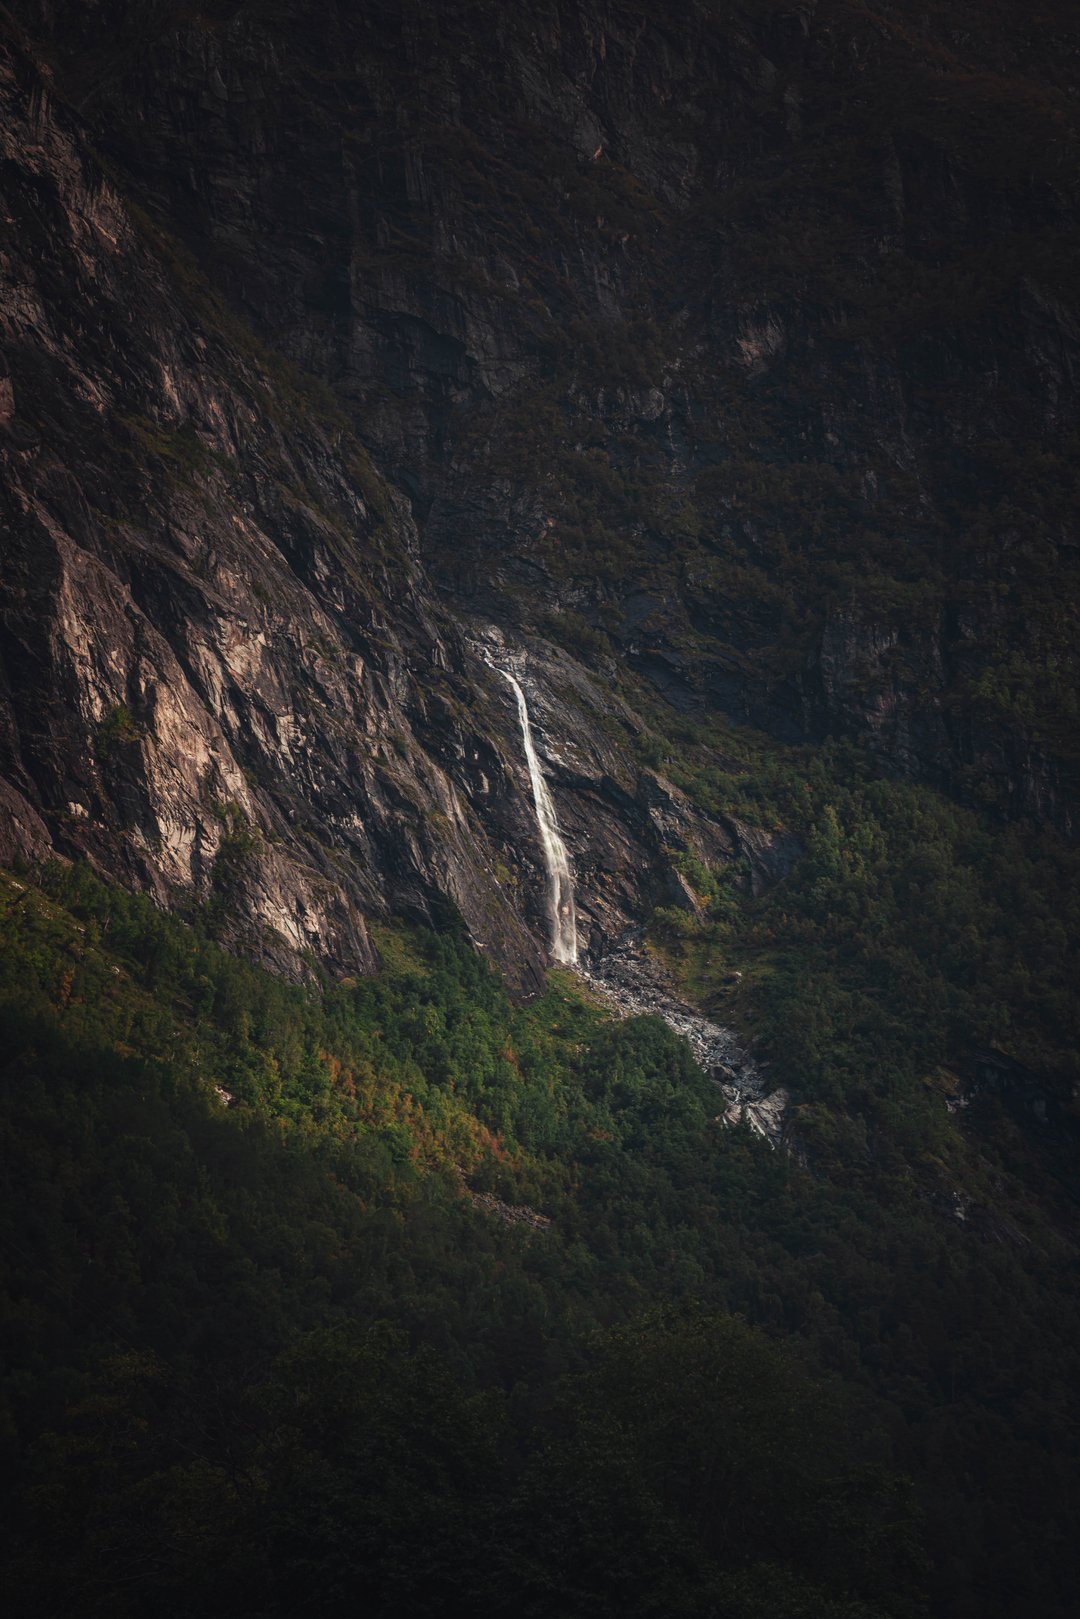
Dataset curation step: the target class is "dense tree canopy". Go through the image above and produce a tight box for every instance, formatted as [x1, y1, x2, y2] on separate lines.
[2, 823, 1078, 1615]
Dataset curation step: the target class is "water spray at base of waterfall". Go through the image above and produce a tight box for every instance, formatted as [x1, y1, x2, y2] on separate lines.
[492, 661, 578, 965]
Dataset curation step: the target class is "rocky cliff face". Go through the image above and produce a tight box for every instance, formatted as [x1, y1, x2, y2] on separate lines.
[0, 21, 734, 984]
[1, 0, 1078, 977]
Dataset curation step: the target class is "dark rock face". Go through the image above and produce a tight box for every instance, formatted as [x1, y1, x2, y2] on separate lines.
[1, 1, 1077, 973]
[0, 28, 723, 982]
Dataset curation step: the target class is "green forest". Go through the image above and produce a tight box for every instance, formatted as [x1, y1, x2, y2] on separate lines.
[2, 735, 1078, 1619]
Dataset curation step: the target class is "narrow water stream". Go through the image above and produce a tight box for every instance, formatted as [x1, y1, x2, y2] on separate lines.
[484, 641, 786, 1144]
[494, 661, 578, 964]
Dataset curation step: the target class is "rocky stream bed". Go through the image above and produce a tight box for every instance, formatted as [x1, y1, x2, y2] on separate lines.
[577, 937, 789, 1147]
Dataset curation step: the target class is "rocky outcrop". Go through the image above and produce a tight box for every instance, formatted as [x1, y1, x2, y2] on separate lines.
[465, 1188, 552, 1232]
[723, 818, 802, 900]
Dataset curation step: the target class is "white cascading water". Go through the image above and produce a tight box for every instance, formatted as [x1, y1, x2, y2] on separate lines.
[496, 666, 578, 964]
[481, 646, 781, 1137]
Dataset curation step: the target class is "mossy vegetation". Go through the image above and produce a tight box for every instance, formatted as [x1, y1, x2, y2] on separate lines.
[95, 703, 141, 757]
[631, 706, 1079, 1141]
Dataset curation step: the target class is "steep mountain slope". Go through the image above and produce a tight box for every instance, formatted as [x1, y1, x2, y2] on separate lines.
[2, 6, 1080, 1615]
[3, 0, 1080, 978]
[1, 14, 746, 987]
[11, 0, 1079, 832]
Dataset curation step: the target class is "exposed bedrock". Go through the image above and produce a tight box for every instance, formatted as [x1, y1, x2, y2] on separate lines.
[1, 0, 1077, 983]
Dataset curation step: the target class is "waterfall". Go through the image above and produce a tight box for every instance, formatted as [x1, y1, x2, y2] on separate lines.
[496, 665, 578, 965]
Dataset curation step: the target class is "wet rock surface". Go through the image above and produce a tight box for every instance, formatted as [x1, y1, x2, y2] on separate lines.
[579, 936, 789, 1146]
